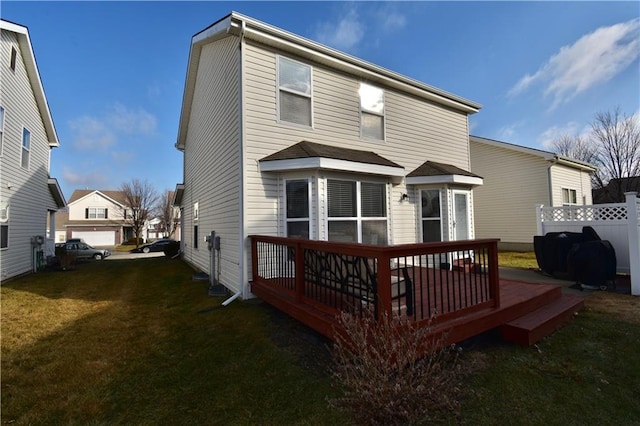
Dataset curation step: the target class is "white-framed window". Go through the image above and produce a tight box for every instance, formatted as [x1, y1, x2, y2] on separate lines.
[278, 56, 312, 127]
[562, 188, 578, 206]
[21, 128, 30, 169]
[193, 202, 199, 220]
[359, 82, 385, 140]
[86, 207, 108, 219]
[285, 179, 310, 239]
[0, 201, 8, 250]
[327, 179, 388, 245]
[0, 106, 5, 156]
[421, 189, 442, 242]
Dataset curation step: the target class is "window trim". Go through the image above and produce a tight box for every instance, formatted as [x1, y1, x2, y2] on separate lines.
[420, 188, 443, 243]
[359, 82, 385, 141]
[21, 127, 30, 170]
[562, 187, 578, 206]
[276, 55, 313, 128]
[86, 207, 108, 219]
[0, 106, 5, 156]
[285, 178, 311, 239]
[325, 178, 389, 244]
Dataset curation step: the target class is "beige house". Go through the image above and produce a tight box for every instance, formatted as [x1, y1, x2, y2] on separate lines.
[0, 20, 66, 280]
[174, 12, 483, 298]
[469, 135, 596, 251]
[57, 189, 133, 246]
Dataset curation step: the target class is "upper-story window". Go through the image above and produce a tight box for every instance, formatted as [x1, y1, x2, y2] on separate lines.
[562, 188, 578, 206]
[86, 207, 108, 219]
[278, 56, 312, 127]
[21, 128, 30, 169]
[359, 83, 385, 140]
[10, 47, 17, 71]
[0, 106, 5, 156]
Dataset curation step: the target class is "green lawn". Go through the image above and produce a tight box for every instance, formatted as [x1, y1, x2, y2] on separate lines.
[498, 251, 539, 269]
[1, 257, 638, 424]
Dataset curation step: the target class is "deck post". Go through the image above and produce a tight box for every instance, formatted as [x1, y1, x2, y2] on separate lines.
[625, 192, 640, 296]
[488, 239, 500, 308]
[376, 251, 392, 319]
[250, 237, 258, 285]
[294, 241, 305, 302]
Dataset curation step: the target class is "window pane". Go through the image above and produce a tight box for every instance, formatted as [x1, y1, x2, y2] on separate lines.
[359, 83, 384, 114]
[280, 91, 311, 126]
[287, 221, 309, 239]
[286, 180, 308, 218]
[328, 220, 357, 242]
[328, 180, 356, 217]
[1, 224, 7, 248]
[421, 190, 440, 218]
[422, 220, 441, 243]
[279, 57, 311, 95]
[22, 128, 30, 149]
[362, 220, 387, 245]
[361, 182, 385, 217]
[361, 112, 384, 140]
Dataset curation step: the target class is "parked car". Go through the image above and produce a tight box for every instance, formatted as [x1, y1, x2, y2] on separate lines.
[130, 239, 177, 254]
[63, 242, 111, 260]
[55, 238, 84, 248]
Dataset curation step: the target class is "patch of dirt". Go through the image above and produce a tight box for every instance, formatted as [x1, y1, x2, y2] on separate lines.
[585, 291, 640, 325]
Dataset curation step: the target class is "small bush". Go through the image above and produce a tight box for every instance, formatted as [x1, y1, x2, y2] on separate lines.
[329, 310, 463, 425]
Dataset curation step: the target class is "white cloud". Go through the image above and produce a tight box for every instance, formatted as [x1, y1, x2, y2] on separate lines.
[62, 166, 108, 189]
[497, 121, 525, 141]
[508, 18, 640, 109]
[538, 121, 591, 149]
[108, 103, 157, 135]
[315, 6, 365, 51]
[68, 116, 116, 151]
[375, 7, 407, 33]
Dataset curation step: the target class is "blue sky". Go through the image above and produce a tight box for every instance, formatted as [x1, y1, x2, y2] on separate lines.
[2, 1, 638, 200]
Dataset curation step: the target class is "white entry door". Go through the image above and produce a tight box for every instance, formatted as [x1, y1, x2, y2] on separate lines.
[452, 190, 471, 241]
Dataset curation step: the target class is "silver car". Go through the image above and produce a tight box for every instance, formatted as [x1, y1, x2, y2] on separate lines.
[64, 242, 111, 260]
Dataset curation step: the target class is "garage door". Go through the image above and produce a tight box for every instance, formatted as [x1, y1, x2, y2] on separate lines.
[72, 231, 116, 246]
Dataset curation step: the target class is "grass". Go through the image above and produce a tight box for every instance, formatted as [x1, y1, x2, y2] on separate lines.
[2, 257, 639, 424]
[498, 251, 539, 269]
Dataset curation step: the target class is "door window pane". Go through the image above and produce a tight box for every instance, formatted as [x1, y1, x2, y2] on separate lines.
[454, 192, 469, 240]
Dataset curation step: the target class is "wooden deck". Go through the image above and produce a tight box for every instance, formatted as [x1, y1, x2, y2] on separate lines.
[250, 236, 584, 347]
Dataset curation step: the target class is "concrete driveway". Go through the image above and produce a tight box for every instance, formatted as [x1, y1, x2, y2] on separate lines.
[106, 251, 164, 260]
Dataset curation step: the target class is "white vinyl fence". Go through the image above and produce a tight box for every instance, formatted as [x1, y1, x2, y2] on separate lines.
[536, 192, 640, 296]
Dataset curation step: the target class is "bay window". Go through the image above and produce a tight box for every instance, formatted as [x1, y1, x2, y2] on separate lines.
[421, 189, 442, 242]
[286, 179, 310, 238]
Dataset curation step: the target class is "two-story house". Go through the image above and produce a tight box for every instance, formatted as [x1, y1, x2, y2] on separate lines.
[174, 12, 483, 299]
[470, 135, 596, 251]
[1, 19, 66, 280]
[57, 189, 134, 246]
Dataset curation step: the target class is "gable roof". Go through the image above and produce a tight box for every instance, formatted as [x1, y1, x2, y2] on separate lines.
[259, 141, 405, 178]
[470, 135, 597, 172]
[0, 19, 59, 148]
[176, 12, 482, 150]
[68, 189, 127, 206]
[406, 160, 483, 186]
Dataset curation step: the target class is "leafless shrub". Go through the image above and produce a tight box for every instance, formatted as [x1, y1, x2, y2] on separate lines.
[329, 309, 464, 425]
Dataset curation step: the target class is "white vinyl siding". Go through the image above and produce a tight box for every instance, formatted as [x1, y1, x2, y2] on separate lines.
[243, 41, 471, 248]
[181, 36, 242, 292]
[0, 28, 59, 279]
[550, 164, 592, 207]
[0, 106, 5, 155]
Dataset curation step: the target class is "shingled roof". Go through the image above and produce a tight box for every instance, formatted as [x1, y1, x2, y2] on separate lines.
[260, 140, 402, 168]
[68, 189, 127, 205]
[407, 161, 481, 178]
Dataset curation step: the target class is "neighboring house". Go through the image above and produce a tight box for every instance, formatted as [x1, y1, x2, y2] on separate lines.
[593, 177, 640, 204]
[58, 189, 134, 246]
[469, 135, 596, 251]
[174, 12, 483, 299]
[0, 19, 66, 280]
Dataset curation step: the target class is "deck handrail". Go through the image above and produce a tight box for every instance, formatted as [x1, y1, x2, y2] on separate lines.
[250, 236, 500, 335]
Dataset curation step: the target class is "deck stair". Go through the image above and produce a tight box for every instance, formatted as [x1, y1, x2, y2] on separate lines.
[500, 293, 585, 346]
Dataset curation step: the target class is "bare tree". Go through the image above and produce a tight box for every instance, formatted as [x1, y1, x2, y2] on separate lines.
[550, 107, 640, 202]
[121, 179, 159, 247]
[157, 189, 178, 239]
[590, 107, 640, 201]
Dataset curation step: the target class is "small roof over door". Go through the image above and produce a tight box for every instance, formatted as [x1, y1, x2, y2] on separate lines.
[406, 160, 483, 186]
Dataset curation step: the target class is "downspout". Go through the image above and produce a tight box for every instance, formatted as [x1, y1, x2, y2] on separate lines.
[223, 18, 246, 307]
[547, 156, 559, 206]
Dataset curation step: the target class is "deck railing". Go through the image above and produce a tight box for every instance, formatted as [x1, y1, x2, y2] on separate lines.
[250, 236, 500, 337]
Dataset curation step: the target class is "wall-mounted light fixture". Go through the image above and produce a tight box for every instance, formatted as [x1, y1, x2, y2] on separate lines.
[401, 193, 409, 201]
